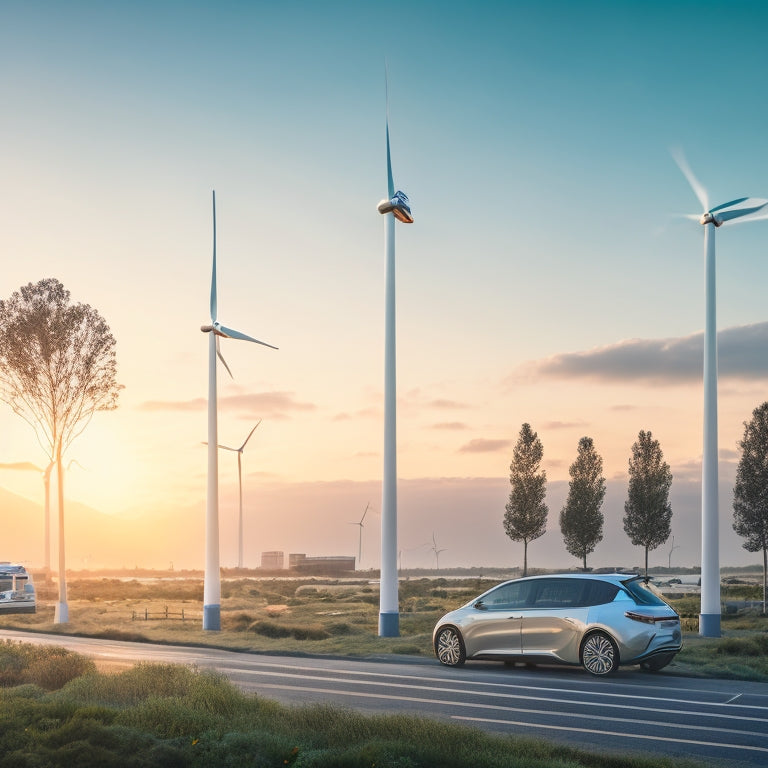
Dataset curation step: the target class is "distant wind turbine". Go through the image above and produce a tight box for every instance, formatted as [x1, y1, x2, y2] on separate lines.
[673, 149, 768, 638]
[348, 502, 370, 569]
[376, 69, 413, 638]
[200, 191, 277, 630]
[219, 420, 261, 570]
[432, 532, 447, 571]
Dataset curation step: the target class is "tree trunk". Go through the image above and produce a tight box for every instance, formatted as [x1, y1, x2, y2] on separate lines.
[53, 440, 68, 623]
[645, 546, 649, 578]
[43, 462, 53, 573]
[763, 546, 767, 616]
[582, 552, 587, 572]
[523, 540, 528, 577]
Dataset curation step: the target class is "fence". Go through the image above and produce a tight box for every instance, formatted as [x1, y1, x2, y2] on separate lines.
[131, 606, 194, 621]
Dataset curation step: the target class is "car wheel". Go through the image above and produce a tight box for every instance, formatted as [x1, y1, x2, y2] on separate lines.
[435, 626, 466, 667]
[581, 631, 619, 675]
[640, 653, 675, 672]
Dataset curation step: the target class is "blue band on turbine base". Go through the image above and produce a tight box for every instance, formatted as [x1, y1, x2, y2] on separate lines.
[203, 604, 221, 631]
[378, 611, 399, 638]
[699, 612, 721, 638]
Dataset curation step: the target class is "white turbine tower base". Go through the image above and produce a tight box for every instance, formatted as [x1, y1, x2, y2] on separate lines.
[201, 191, 277, 631]
[377, 72, 413, 638]
[674, 150, 768, 638]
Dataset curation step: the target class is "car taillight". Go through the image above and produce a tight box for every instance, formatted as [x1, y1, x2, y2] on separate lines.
[624, 611, 661, 624]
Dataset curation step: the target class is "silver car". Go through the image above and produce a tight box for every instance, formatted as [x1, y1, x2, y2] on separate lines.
[433, 573, 682, 675]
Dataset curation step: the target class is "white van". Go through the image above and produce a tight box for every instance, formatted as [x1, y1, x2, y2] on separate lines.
[0, 563, 36, 614]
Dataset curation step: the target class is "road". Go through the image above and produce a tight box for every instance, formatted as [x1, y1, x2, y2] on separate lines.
[3, 629, 768, 767]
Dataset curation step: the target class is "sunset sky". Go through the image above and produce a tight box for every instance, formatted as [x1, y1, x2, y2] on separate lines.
[2, 1, 768, 571]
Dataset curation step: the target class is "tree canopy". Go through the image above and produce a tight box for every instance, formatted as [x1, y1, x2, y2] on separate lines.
[504, 423, 548, 576]
[560, 436, 605, 570]
[623, 430, 673, 576]
[0, 278, 120, 457]
[733, 402, 768, 614]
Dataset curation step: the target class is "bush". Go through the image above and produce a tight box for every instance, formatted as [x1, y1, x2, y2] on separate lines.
[0, 641, 95, 691]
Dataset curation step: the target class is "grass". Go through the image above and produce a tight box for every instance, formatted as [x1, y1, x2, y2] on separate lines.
[1, 576, 766, 765]
[4, 574, 767, 680]
[0, 642, 707, 768]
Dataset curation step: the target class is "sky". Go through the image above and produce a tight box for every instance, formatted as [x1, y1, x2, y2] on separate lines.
[2, 0, 768, 572]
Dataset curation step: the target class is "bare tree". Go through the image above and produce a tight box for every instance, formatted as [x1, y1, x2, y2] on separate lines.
[0, 279, 121, 622]
[504, 423, 548, 576]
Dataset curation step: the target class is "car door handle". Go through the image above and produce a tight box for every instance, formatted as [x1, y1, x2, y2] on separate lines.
[508, 615, 522, 620]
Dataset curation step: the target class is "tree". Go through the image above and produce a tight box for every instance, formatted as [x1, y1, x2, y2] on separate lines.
[0, 279, 121, 623]
[504, 423, 548, 576]
[623, 430, 673, 577]
[560, 437, 605, 570]
[733, 402, 768, 615]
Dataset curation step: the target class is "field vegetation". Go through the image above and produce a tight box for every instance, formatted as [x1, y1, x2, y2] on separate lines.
[0, 640, 706, 768]
[2, 573, 767, 680]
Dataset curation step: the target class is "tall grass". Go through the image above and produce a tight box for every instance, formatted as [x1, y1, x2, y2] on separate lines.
[0, 642, 704, 768]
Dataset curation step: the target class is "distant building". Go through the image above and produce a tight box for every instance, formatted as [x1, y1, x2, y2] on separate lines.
[289, 554, 355, 575]
[260, 551, 284, 570]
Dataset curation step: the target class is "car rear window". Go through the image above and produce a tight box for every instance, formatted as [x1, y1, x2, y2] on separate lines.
[622, 577, 669, 606]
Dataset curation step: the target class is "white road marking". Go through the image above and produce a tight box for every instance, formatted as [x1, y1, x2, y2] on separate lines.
[453, 715, 768, 755]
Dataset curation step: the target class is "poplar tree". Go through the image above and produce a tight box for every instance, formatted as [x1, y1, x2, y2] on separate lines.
[733, 402, 768, 614]
[503, 423, 548, 576]
[623, 430, 673, 577]
[0, 278, 121, 623]
[560, 437, 605, 570]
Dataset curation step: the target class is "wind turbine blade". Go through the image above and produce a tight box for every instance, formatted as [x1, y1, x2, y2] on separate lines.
[709, 197, 749, 213]
[216, 336, 233, 378]
[385, 65, 395, 199]
[671, 148, 708, 212]
[215, 323, 279, 349]
[240, 420, 262, 450]
[386, 121, 395, 200]
[210, 190, 217, 322]
[218, 445, 238, 452]
[361, 502, 370, 524]
[718, 204, 768, 224]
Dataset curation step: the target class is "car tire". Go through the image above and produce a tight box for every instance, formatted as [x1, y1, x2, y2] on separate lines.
[435, 626, 466, 667]
[580, 631, 619, 676]
[640, 653, 675, 672]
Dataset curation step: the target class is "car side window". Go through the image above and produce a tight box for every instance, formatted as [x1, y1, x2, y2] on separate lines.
[581, 579, 620, 606]
[531, 578, 586, 608]
[483, 581, 534, 609]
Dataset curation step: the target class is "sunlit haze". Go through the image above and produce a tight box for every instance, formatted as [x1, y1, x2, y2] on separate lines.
[2, 1, 768, 572]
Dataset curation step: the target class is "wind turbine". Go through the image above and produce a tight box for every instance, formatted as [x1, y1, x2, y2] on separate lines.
[219, 420, 261, 570]
[200, 190, 277, 631]
[432, 532, 447, 571]
[674, 150, 768, 638]
[348, 502, 370, 569]
[376, 71, 413, 638]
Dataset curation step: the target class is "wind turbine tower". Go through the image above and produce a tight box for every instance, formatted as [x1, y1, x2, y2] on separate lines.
[674, 151, 768, 637]
[200, 191, 277, 630]
[376, 73, 413, 638]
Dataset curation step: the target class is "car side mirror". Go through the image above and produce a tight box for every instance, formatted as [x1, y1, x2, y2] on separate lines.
[474, 600, 487, 610]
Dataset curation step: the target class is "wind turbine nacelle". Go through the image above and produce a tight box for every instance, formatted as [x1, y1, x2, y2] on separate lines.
[700, 212, 723, 227]
[377, 190, 414, 223]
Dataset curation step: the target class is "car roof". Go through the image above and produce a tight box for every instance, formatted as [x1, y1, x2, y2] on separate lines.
[500, 572, 639, 586]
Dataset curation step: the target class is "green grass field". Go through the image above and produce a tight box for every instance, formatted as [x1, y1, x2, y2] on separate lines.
[1, 575, 766, 766]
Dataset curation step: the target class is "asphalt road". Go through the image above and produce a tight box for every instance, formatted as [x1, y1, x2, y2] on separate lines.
[3, 628, 767, 767]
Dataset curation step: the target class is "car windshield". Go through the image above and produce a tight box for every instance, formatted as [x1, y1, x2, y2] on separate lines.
[622, 577, 670, 607]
